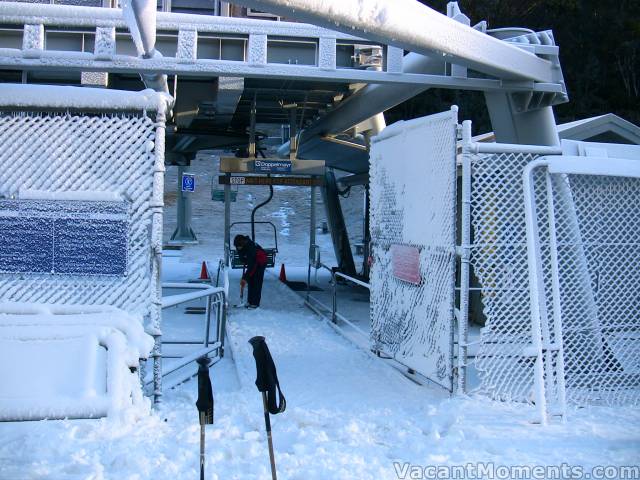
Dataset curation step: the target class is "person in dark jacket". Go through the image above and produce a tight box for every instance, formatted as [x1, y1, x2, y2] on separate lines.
[234, 234, 268, 308]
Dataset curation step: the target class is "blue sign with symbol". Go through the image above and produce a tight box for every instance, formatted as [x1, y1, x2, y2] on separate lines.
[182, 173, 196, 192]
[253, 159, 292, 174]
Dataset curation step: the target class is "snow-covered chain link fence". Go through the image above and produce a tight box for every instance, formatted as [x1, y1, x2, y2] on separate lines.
[0, 111, 157, 315]
[0, 85, 169, 406]
[542, 171, 640, 407]
[370, 109, 457, 392]
[467, 148, 640, 410]
[469, 151, 541, 402]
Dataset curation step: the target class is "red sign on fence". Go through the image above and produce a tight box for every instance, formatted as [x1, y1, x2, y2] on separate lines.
[391, 244, 421, 285]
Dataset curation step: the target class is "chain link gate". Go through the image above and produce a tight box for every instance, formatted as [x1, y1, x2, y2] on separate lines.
[524, 152, 640, 421]
[460, 131, 640, 421]
[369, 108, 458, 392]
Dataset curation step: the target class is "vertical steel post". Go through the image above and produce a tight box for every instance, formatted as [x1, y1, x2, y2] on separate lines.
[204, 295, 212, 348]
[545, 173, 567, 421]
[523, 160, 551, 425]
[151, 105, 168, 406]
[289, 107, 298, 161]
[171, 164, 198, 243]
[457, 120, 472, 395]
[224, 173, 231, 265]
[307, 185, 316, 298]
[249, 93, 257, 158]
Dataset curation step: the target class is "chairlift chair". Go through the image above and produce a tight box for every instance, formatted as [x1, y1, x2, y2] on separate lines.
[230, 221, 278, 269]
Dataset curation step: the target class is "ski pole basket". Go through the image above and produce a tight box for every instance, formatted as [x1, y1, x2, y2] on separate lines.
[230, 221, 278, 269]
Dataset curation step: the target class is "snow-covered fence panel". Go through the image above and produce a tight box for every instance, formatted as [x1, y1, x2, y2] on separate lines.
[465, 138, 640, 419]
[467, 149, 545, 403]
[0, 84, 170, 406]
[0, 85, 167, 317]
[369, 108, 458, 391]
[524, 152, 640, 421]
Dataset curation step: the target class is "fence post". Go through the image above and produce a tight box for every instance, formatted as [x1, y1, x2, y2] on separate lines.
[457, 120, 472, 395]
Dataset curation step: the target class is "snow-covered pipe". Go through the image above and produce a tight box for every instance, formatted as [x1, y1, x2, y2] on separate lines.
[233, 0, 554, 82]
[161, 285, 224, 309]
[122, 0, 170, 95]
[150, 103, 168, 405]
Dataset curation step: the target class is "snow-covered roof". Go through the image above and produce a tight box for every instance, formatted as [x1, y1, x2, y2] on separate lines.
[556, 113, 640, 144]
[0, 84, 172, 113]
[471, 113, 640, 145]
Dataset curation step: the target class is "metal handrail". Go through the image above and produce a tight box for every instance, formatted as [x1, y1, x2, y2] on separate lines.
[162, 282, 226, 349]
[146, 282, 228, 392]
[305, 265, 370, 338]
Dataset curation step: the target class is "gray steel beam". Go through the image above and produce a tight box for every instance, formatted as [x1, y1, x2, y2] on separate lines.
[233, 0, 555, 82]
[213, 76, 244, 126]
[280, 52, 444, 158]
[0, 51, 562, 91]
[322, 169, 356, 276]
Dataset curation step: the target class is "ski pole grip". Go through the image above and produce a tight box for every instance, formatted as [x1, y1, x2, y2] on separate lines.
[248, 336, 286, 414]
[196, 356, 214, 425]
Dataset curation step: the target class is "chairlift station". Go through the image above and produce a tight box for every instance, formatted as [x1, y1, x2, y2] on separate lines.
[0, 0, 638, 429]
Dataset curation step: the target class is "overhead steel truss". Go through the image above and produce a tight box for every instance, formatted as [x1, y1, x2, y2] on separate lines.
[0, 2, 564, 95]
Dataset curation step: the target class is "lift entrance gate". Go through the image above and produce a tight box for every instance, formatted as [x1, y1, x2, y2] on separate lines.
[369, 109, 459, 392]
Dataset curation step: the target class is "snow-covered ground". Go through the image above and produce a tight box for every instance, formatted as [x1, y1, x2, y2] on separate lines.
[1, 270, 639, 479]
[1, 153, 639, 479]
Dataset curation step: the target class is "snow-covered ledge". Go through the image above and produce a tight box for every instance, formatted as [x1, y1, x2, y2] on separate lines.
[0, 83, 173, 113]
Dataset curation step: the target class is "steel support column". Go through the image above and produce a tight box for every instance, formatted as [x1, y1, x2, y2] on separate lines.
[485, 91, 560, 146]
[170, 165, 198, 244]
[322, 169, 356, 276]
[224, 173, 231, 264]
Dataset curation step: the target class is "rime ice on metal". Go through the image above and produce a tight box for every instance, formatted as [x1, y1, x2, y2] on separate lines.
[369, 109, 458, 391]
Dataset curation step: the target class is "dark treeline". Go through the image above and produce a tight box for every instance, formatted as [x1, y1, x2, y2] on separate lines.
[386, 0, 640, 133]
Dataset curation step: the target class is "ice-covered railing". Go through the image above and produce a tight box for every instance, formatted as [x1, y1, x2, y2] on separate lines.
[0, 303, 154, 420]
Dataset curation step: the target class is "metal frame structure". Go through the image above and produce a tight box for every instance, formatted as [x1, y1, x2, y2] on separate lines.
[0, 3, 565, 94]
[457, 131, 563, 398]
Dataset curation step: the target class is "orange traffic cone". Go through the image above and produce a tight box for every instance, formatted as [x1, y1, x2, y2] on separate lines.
[199, 261, 209, 280]
[279, 264, 287, 283]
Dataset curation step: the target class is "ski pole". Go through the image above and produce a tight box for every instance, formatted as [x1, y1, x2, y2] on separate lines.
[199, 412, 205, 480]
[195, 356, 214, 480]
[248, 336, 287, 480]
[240, 266, 246, 306]
[262, 391, 277, 480]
